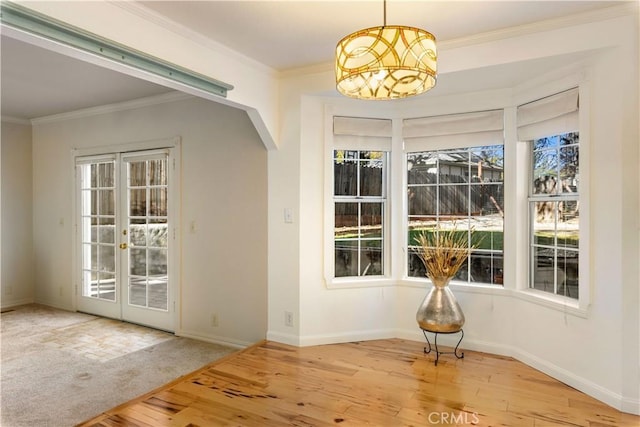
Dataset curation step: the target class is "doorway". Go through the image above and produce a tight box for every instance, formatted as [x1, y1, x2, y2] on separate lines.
[75, 146, 178, 332]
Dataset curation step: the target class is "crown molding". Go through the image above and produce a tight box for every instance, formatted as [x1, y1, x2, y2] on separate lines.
[283, 3, 637, 80]
[439, 3, 637, 51]
[30, 91, 192, 125]
[1, 116, 31, 125]
[111, 0, 278, 78]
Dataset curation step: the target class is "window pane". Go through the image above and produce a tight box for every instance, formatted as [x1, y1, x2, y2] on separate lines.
[532, 246, 556, 293]
[130, 248, 147, 276]
[130, 189, 147, 217]
[131, 221, 147, 247]
[335, 202, 358, 237]
[361, 240, 382, 275]
[98, 245, 114, 272]
[408, 153, 437, 185]
[148, 279, 168, 310]
[360, 152, 384, 196]
[149, 159, 167, 186]
[334, 152, 357, 196]
[471, 146, 504, 183]
[85, 243, 97, 270]
[533, 148, 558, 189]
[533, 200, 557, 231]
[471, 183, 504, 216]
[150, 188, 167, 217]
[361, 203, 382, 239]
[148, 248, 168, 276]
[439, 151, 469, 184]
[408, 252, 427, 278]
[559, 145, 579, 194]
[335, 240, 358, 277]
[468, 251, 503, 285]
[129, 162, 146, 187]
[439, 185, 468, 216]
[98, 162, 114, 187]
[129, 277, 147, 307]
[98, 272, 116, 301]
[558, 249, 579, 298]
[558, 207, 580, 249]
[98, 217, 115, 244]
[89, 164, 98, 188]
[89, 190, 98, 215]
[149, 220, 168, 248]
[99, 189, 114, 216]
[408, 186, 437, 216]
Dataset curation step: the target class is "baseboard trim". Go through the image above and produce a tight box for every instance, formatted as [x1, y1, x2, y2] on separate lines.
[33, 298, 73, 312]
[297, 328, 396, 347]
[1, 297, 35, 311]
[176, 329, 251, 350]
[621, 397, 640, 415]
[266, 331, 301, 346]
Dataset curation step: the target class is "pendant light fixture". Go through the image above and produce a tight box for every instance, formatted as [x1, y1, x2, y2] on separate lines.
[335, 0, 437, 100]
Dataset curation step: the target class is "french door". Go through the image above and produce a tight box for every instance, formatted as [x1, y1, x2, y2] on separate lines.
[75, 148, 176, 332]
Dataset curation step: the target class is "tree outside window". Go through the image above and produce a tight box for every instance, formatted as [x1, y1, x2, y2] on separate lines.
[530, 132, 579, 299]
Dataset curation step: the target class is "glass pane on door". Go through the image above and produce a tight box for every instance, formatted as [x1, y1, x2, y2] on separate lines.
[126, 158, 169, 311]
[80, 161, 117, 301]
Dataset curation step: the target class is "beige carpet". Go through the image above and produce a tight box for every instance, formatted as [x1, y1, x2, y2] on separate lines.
[0, 304, 237, 427]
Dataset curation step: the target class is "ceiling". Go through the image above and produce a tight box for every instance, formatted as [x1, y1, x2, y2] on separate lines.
[0, 1, 628, 121]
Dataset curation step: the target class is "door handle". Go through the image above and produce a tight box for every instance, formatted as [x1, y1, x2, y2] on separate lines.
[119, 243, 128, 250]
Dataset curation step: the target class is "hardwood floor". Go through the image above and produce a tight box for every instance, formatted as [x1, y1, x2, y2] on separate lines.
[79, 339, 639, 426]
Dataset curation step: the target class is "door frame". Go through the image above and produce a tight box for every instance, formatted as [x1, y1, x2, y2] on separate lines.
[72, 137, 181, 332]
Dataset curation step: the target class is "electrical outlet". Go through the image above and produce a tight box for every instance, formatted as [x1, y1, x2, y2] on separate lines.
[284, 311, 294, 327]
[6, 286, 13, 296]
[59, 286, 64, 297]
[211, 313, 219, 327]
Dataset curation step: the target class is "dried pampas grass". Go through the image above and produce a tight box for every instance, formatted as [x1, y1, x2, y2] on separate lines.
[414, 223, 480, 280]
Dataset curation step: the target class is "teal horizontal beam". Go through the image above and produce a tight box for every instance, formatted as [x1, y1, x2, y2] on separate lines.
[0, 2, 233, 97]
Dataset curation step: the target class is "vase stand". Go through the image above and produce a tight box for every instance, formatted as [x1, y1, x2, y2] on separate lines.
[421, 328, 464, 366]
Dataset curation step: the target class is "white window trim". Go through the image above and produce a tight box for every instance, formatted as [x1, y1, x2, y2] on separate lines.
[514, 79, 591, 315]
[322, 71, 591, 317]
[324, 106, 394, 288]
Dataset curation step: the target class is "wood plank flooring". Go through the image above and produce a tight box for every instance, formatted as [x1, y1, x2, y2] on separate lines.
[78, 339, 639, 426]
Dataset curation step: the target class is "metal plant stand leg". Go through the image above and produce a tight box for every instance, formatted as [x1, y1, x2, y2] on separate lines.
[422, 329, 464, 366]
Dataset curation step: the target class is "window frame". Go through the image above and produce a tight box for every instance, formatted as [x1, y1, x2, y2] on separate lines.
[405, 145, 505, 286]
[323, 76, 590, 316]
[527, 133, 580, 299]
[515, 83, 590, 315]
[324, 110, 393, 288]
[333, 150, 389, 279]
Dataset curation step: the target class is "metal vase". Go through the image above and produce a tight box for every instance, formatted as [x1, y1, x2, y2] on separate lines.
[416, 276, 465, 333]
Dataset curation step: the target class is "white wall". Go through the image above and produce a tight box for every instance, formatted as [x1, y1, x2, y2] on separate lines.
[1, 120, 34, 308]
[269, 10, 639, 414]
[31, 95, 268, 347]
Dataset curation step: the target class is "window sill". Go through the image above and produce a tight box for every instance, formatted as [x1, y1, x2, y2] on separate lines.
[513, 288, 588, 318]
[326, 277, 397, 289]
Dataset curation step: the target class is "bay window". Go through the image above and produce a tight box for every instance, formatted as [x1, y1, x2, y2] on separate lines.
[326, 84, 585, 308]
